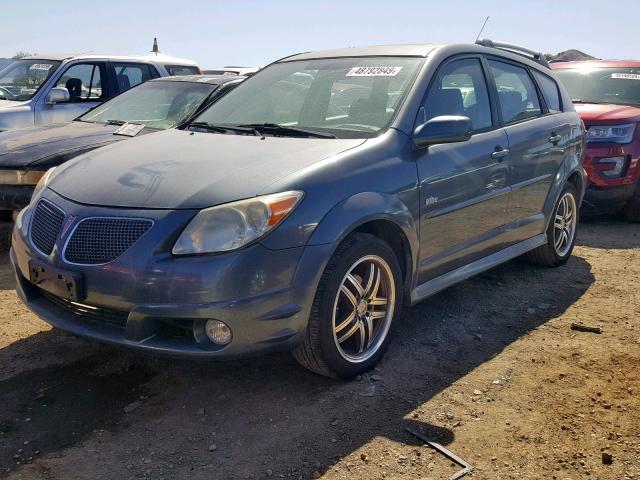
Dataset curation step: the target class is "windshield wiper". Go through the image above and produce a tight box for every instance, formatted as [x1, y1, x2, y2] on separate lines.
[188, 121, 258, 135]
[237, 123, 337, 139]
[105, 119, 126, 126]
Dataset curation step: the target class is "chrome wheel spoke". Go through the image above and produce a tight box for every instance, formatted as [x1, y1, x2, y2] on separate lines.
[338, 320, 361, 344]
[340, 285, 358, 309]
[369, 310, 386, 320]
[363, 264, 376, 297]
[335, 310, 356, 333]
[357, 321, 366, 353]
[365, 316, 374, 348]
[346, 273, 365, 298]
[369, 297, 388, 306]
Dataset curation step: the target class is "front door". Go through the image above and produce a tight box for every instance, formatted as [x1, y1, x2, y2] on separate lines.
[414, 57, 510, 284]
[35, 62, 108, 125]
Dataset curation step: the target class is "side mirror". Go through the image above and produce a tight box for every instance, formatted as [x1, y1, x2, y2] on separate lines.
[45, 87, 70, 105]
[414, 115, 473, 148]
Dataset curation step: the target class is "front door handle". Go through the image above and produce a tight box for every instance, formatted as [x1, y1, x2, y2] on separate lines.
[549, 133, 562, 144]
[491, 148, 510, 162]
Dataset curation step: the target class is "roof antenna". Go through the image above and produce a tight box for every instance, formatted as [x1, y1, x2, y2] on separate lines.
[475, 16, 490, 43]
[151, 37, 160, 56]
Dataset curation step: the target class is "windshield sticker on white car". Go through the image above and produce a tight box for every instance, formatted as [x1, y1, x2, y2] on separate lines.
[29, 64, 54, 71]
[611, 73, 640, 80]
[346, 66, 402, 77]
[114, 123, 145, 137]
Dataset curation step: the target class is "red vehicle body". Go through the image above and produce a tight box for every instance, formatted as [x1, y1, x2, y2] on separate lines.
[552, 60, 640, 220]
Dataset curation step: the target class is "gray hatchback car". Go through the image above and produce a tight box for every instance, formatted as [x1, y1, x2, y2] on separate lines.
[11, 40, 586, 378]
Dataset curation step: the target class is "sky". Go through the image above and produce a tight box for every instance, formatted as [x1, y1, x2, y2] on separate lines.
[1, 0, 639, 68]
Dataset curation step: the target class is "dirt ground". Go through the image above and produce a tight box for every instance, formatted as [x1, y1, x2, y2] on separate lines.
[0, 218, 638, 480]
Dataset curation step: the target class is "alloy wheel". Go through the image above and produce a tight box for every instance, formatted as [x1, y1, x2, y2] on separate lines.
[331, 255, 396, 363]
[553, 192, 577, 257]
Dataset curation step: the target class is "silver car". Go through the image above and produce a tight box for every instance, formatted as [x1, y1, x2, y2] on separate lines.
[0, 53, 200, 131]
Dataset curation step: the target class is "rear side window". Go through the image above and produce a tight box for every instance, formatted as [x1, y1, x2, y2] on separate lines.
[488, 60, 542, 124]
[55, 63, 106, 102]
[112, 62, 159, 93]
[420, 58, 492, 131]
[532, 70, 562, 113]
[165, 65, 200, 76]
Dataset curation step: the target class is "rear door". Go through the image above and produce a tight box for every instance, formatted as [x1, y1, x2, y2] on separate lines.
[415, 56, 510, 283]
[487, 59, 569, 241]
[110, 62, 160, 94]
[35, 61, 109, 125]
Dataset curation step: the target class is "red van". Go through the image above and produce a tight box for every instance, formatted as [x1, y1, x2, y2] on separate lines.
[552, 61, 640, 220]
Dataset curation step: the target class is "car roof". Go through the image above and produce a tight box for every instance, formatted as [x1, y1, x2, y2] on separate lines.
[551, 59, 640, 69]
[150, 74, 246, 85]
[21, 52, 197, 65]
[281, 44, 442, 62]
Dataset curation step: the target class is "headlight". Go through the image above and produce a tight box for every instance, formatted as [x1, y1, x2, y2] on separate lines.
[586, 123, 636, 144]
[0, 170, 47, 185]
[594, 156, 628, 178]
[31, 167, 56, 200]
[172, 191, 304, 255]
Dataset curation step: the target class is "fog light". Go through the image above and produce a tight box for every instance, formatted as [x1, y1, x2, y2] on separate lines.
[205, 320, 232, 345]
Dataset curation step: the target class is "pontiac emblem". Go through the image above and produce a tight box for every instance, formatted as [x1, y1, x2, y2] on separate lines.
[61, 215, 76, 238]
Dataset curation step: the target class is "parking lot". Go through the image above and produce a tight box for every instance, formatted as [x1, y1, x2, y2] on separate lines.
[0, 217, 637, 480]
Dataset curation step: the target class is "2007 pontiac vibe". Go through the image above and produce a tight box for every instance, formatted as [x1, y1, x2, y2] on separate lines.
[11, 41, 586, 378]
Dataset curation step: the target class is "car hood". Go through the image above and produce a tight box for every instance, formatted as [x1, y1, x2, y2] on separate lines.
[49, 129, 366, 209]
[575, 103, 640, 124]
[0, 100, 27, 110]
[0, 122, 132, 169]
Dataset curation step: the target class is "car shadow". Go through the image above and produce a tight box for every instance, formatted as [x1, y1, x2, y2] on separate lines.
[578, 215, 640, 249]
[0, 251, 595, 479]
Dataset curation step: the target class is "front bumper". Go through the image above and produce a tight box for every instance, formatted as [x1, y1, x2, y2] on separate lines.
[11, 190, 333, 359]
[582, 183, 636, 215]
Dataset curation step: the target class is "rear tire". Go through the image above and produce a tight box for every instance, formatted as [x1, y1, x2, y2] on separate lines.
[293, 233, 403, 378]
[621, 184, 640, 222]
[526, 184, 579, 267]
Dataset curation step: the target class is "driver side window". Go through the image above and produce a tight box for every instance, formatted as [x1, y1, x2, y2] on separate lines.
[419, 58, 492, 131]
[54, 63, 105, 102]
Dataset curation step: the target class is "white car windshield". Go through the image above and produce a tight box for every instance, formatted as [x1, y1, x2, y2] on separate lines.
[0, 59, 61, 101]
[80, 80, 216, 130]
[192, 57, 424, 138]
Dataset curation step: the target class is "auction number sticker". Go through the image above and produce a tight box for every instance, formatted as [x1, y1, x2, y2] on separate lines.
[612, 73, 640, 80]
[114, 123, 145, 137]
[346, 66, 402, 77]
[29, 64, 54, 71]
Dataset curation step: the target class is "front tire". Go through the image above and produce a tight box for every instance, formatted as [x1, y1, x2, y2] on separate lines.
[621, 184, 640, 222]
[526, 184, 579, 267]
[293, 233, 403, 378]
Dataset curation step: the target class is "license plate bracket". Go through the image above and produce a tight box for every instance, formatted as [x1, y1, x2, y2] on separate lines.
[28, 260, 84, 301]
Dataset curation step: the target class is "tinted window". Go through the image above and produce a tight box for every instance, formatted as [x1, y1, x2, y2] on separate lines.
[55, 63, 105, 102]
[489, 60, 542, 124]
[165, 65, 200, 76]
[112, 62, 158, 93]
[419, 58, 492, 131]
[532, 70, 561, 113]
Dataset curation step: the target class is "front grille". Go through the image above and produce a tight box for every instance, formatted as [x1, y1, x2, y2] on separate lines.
[64, 217, 153, 265]
[40, 290, 129, 328]
[30, 200, 65, 255]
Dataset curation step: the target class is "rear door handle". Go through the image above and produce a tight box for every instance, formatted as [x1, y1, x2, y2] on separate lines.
[491, 148, 510, 161]
[549, 134, 562, 144]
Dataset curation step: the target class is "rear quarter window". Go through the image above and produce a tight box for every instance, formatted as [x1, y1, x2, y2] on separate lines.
[165, 65, 200, 76]
[532, 70, 562, 113]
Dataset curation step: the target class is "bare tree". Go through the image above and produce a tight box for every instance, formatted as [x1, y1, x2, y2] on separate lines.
[12, 51, 36, 60]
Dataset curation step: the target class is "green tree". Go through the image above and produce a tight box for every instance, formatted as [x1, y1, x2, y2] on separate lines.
[12, 51, 35, 60]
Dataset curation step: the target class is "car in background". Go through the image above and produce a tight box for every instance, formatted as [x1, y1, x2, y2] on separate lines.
[11, 40, 585, 378]
[0, 53, 201, 131]
[203, 66, 259, 77]
[0, 75, 243, 219]
[552, 60, 640, 220]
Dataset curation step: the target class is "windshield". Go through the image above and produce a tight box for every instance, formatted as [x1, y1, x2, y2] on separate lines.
[555, 67, 640, 106]
[80, 80, 215, 129]
[0, 59, 61, 101]
[192, 57, 424, 138]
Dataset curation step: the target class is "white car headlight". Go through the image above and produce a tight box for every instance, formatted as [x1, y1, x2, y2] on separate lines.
[31, 167, 56, 200]
[172, 191, 304, 255]
[586, 123, 636, 144]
